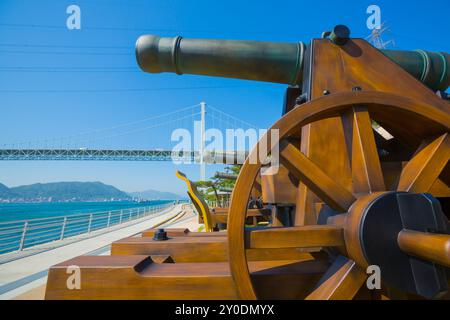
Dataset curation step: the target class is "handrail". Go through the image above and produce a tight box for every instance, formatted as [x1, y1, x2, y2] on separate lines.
[0, 205, 165, 225]
[0, 202, 176, 254]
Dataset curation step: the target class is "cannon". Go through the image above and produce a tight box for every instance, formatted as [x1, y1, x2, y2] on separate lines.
[46, 25, 450, 300]
[214, 172, 238, 180]
[135, 25, 450, 91]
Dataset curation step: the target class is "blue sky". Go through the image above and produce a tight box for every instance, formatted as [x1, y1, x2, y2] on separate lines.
[0, 0, 449, 195]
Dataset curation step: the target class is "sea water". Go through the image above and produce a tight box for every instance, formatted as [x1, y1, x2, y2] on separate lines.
[0, 200, 171, 222]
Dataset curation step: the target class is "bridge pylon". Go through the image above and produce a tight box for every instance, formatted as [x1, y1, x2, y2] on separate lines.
[200, 101, 206, 181]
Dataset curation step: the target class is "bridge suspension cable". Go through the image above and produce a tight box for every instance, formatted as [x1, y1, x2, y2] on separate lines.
[207, 104, 260, 130]
[0, 103, 200, 150]
[0, 102, 263, 166]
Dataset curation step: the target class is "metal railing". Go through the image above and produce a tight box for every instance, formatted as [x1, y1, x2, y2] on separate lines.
[0, 202, 174, 255]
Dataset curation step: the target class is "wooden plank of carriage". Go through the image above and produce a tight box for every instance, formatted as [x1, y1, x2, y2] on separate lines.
[45, 255, 329, 300]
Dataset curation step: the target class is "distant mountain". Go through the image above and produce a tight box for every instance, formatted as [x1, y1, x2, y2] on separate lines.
[129, 189, 186, 201]
[0, 183, 17, 198]
[0, 182, 131, 202]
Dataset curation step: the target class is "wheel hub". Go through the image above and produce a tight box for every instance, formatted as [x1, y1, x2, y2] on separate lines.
[346, 192, 449, 298]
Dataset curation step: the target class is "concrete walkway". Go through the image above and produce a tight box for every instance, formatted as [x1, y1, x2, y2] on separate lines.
[0, 204, 200, 300]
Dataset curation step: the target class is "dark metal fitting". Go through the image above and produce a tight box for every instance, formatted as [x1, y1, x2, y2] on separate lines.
[295, 93, 308, 105]
[153, 228, 169, 241]
[329, 25, 350, 46]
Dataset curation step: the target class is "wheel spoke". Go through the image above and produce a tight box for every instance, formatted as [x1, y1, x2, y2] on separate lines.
[252, 177, 262, 194]
[305, 256, 367, 300]
[246, 225, 344, 249]
[279, 140, 356, 212]
[429, 178, 450, 197]
[342, 107, 385, 193]
[397, 133, 450, 192]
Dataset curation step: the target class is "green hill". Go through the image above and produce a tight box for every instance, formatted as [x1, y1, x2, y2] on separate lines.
[0, 182, 131, 202]
[0, 183, 17, 198]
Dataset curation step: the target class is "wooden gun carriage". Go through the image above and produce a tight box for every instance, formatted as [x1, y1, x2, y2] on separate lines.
[45, 25, 450, 300]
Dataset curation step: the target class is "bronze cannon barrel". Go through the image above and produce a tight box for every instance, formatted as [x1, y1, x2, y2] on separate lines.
[381, 50, 449, 91]
[135, 35, 305, 85]
[135, 35, 450, 91]
[214, 172, 238, 180]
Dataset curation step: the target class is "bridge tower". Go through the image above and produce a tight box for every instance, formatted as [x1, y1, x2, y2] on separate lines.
[200, 101, 206, 181]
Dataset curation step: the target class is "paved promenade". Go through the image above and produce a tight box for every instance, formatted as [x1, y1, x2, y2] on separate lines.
[0, 204, 201, 300]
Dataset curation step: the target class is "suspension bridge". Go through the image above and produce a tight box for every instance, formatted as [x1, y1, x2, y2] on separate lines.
[0, 102, 257, 180]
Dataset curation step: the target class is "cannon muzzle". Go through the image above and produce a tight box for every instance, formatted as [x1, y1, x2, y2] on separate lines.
[136, 35, 450, 91]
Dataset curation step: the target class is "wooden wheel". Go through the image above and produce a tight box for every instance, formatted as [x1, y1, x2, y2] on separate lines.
[228, 91, 450, 300]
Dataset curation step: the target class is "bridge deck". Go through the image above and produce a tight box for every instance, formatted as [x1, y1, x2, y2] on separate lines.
[0, 149, 196, 161]
[0, 149, 248, 163]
